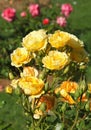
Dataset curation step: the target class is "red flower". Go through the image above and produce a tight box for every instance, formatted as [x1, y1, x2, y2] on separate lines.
[1, 7, 16, 22]
[42, 18, 50, 25]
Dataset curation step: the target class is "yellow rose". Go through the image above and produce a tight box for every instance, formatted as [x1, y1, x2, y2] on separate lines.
[48, 30, 70, 48]
[5, 86, 13, 94]
[18, 76, 44, 96]
[60, 89, 76, 104]
[54, 81, 78, 104]
[56, 81, 78, 93]
[20, 66, 38, 77]
[42, 51, 69, 70]
[55, 81, 88, 104]
[11, 47, 32, 67]
[22, 29, 47, 52]
[67, 33, 84, 49]
[70, 47, 89, 62]
[11, 79, 19, 89]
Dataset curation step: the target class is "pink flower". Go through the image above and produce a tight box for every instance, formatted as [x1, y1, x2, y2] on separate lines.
[56, 16, 67, 27]
[61, 3, 73, 17]
[29, 3, 40, 17]
[42, 18, 50, 25]
[1, 7, 16, 22]
[20, 11, 27, 17]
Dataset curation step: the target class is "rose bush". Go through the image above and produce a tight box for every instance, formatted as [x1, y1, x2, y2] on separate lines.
[5, 29, 91, 130]
[0, 1, 91, 129]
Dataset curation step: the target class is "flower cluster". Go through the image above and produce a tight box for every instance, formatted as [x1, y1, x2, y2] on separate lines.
[1, 3, 73, 27]
[6, 29, 90, 129]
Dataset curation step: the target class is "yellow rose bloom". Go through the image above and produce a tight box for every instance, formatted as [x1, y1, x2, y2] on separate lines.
[60, 89, 76, 104]
[5, 86, 13, 94]
[48, 30, 70, 48]
[20, 66, 38, 77]
[70, 47, 89, 62]
[11, 79, 19, 89]
[67, 33, 84, 49]
[54, 81, 78, 104]
[59, 81, 78, 93]
[55, 81, 88, 104]
[18, 76, 44, 96]
[22, 29, 47, 52]
[11, 47, 32, 67]
[42, 51, 69, 70]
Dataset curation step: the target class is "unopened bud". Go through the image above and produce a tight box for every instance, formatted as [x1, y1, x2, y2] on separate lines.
[39, 102, 46, 112]
[8, 72, 14, 80]
[79, 79, 87, 94]
[85, 102, 90, 111]
[14, 87, 21, 95]
[44, 82, 49, 92]
[63, 66, 69, 74]
[61, 103, 67, 112]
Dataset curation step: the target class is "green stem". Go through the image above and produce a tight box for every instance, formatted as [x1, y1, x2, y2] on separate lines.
[39, 68, 49, 81]
[69, 108, 79, 130]
[62, 111, 65, 124]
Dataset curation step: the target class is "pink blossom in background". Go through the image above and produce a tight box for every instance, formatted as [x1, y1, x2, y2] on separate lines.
[20, 11, 27, 17]
[1, 7, 16, 22]
[29, 3, 40, 17]
[42, 18, 50, 25]
[61, 3, 73, 17]
[56, 16, 67, 27]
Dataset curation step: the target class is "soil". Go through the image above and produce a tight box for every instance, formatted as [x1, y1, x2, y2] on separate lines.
[0, 79, 10, 91]
[0, 0, 50, 11]
[0, 0, 30, 11]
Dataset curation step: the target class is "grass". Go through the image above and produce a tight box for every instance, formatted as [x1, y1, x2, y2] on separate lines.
[0, 92, 28, 130]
